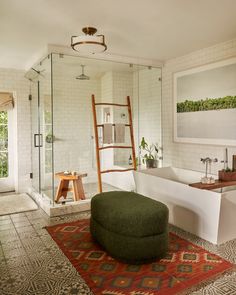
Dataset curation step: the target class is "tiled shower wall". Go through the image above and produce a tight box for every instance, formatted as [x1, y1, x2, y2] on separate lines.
[100, 72, 114, 171]
[113, 71, 133, 165]
[136, 68, 162, 156]
[52, 70, 101, 183]
[162, 38, 236, 174]
[100, 69, 162, 167]
[100, 71, 133, 167]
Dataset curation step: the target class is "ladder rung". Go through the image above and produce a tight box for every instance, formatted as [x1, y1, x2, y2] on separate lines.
[92, 95, 137, 193]
[99, 145, 132, 150]
[95, 103, 128, 107]
[96, 124, 131, 127]
[101, 168, 135, 174]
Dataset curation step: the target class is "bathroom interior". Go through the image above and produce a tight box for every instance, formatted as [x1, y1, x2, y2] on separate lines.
[26, 53, 236, 244]
[25, 50, 236, 245]
[2, 2, 236, 294]
[27, 52, 162, 210]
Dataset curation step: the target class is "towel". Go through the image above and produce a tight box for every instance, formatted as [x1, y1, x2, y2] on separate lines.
[103, 123, 113, 144]
[114, 124, 125, 143]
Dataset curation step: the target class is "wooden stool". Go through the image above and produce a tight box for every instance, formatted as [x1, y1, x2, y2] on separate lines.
[55, 172, 87, 203]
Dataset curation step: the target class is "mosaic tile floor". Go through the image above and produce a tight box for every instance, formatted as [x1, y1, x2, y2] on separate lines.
[0, 208, 236, 295]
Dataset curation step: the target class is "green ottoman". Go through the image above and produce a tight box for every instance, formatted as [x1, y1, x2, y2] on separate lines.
[90, 191, 169, 264]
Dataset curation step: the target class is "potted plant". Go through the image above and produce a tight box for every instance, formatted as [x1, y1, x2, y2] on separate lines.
[218, 167, 236, 182]
[139, 137, 159, 168]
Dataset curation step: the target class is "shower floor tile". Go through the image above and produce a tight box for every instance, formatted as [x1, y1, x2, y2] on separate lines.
[42, 182, 119, 202]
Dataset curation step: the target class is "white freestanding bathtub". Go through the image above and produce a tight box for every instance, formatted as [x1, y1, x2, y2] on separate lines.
[133, 167, 236, 244]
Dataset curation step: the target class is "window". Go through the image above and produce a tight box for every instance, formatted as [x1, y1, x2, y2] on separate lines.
[0, 111, 8, 178]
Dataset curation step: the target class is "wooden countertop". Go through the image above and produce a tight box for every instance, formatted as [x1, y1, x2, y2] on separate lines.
[189, 180, 236, 190]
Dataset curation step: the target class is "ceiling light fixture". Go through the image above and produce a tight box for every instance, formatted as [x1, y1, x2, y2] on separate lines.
[71, 27, 107, 54]
[76, 65, 90, 80]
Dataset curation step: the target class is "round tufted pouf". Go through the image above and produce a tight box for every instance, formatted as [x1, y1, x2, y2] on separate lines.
[90, 191, 169, 264]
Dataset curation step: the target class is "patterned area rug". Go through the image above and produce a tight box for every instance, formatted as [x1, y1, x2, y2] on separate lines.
[46, 219, 234, 295]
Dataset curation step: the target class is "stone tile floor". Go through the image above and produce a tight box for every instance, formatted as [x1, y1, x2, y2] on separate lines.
[0, 208, 235, 295]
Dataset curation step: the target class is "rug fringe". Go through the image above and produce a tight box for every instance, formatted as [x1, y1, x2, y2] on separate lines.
[177, 265, 236, 295]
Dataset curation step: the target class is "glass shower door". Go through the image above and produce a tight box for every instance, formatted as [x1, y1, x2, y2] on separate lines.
[30, 55, 53, 202]
[31, 80, 41, 193]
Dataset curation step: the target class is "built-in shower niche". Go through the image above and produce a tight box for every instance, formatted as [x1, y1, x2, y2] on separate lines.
[29, 53, 162, 216]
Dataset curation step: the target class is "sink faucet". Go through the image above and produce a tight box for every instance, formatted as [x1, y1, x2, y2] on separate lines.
[200, 157, 218, 177]
[200, 157, 210, 164]
[221, 148, 229, 170]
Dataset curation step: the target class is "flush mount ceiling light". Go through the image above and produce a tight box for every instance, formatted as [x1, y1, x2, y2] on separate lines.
[76, 65, 90, 80]
[71, 27, 107, 54]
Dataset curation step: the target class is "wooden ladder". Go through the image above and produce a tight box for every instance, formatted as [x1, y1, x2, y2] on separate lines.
[92, 94, 137, 193]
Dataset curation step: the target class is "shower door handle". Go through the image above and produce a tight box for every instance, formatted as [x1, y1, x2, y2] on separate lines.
[39, 134, 43, 147]
[34, 134, 39, 147]
[34, 134, 43, 147]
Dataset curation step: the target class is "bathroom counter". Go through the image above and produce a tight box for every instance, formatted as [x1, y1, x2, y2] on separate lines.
[189, 180, 236, 190]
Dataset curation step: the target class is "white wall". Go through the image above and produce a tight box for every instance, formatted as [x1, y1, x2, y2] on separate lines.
[113, 71, 133, 165]
[0, 68, 31, 193]
[162, 38, 236, 174]
[100, 72, 114, 171]
[100, 71, 134, 190]
[100, 71, 133, 167]
[137, 68, 162, 149]
[133, 68, 162, 168]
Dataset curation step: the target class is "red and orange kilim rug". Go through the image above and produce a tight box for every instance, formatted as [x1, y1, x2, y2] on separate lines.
[46, 219, 233, 295]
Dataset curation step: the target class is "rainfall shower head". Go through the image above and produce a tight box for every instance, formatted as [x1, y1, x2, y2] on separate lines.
[76, 65, 90, 80]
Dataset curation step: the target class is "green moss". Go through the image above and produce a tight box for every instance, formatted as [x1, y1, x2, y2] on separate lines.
[177, 96, 236, 113]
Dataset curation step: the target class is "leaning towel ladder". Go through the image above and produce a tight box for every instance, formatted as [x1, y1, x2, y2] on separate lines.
[92, 94, 137, 193]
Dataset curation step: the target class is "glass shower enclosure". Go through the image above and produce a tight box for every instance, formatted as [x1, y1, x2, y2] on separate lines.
[29, 53, 162, 207]
[30, 56, 53, 202]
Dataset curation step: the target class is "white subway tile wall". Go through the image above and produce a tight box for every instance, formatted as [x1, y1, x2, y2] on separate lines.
[162, 38, 236, 174]
[52, 68, 101, 183]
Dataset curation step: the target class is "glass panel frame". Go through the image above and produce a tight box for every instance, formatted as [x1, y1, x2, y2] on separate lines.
[31, 52, 162, 204]
[50, 53, 162, 198]
[30, 54, 53, 202]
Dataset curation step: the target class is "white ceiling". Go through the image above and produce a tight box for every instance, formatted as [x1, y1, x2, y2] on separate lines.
[1, 0, 236, 70]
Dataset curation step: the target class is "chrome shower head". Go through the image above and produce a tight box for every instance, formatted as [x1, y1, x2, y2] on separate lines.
[76, 65, 90, 80]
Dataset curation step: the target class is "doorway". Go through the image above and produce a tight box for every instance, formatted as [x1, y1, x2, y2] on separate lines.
[0, 109, 14, 192]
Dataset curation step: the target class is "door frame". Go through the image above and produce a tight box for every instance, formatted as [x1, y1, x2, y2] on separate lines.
[0, 90, 17, 192]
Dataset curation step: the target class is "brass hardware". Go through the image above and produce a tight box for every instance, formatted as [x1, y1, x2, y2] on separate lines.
[82, 27, 97, 35]
[71, 27, 107, 53]
[71, 40, 107, 52]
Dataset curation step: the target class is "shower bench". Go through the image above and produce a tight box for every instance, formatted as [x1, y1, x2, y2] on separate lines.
[55, 172, 87, 203]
